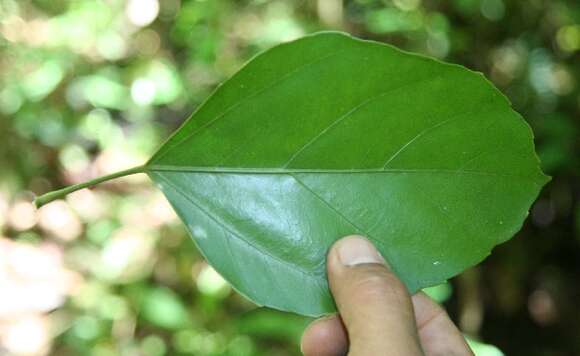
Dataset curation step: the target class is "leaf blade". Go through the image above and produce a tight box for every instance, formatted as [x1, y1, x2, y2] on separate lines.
[147, 32, 548, 316]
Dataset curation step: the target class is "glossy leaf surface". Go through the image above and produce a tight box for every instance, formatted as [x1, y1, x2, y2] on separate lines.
[146, 32, 548, 316]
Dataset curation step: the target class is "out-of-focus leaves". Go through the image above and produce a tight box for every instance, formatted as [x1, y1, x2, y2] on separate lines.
[68, 73, 129, 110]
[466, 336, 504, 356]
[366, 8, 422, 33]
[21, 60, 65, 101]
[533, 113, 579, 174]
[423, 283, 453, 304]
[140, 287, 192, 330]
[130, 60, 183, 106]
[236, 309, 310, 344]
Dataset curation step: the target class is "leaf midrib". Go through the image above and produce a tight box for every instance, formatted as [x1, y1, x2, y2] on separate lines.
[146, 165, 541, 181]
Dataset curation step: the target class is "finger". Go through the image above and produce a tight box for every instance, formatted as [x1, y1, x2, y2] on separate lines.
[301, 314, 348, 356]
[327, 235, 424, 355]
[412, 292, 474, 356]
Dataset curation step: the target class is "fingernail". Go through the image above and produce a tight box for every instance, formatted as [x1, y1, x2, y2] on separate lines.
[337, 235, 386, 266]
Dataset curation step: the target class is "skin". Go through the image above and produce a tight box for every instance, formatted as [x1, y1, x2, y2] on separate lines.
[301, 235, 474, 356]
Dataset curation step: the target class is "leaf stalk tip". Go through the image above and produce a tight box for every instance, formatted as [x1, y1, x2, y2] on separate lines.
[34, 165, 146, 208]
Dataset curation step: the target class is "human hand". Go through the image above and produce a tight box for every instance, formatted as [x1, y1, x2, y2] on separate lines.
[301, 235, 474, 356]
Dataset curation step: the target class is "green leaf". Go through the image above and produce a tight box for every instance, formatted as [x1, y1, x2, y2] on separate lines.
[36, 32, 549, 317]
[140, 287, 192, 330]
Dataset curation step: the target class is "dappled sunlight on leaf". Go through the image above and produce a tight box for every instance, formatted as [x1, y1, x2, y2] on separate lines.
[0, 238, 80, 318]
[38, 200, 82, 242]
[66, 189, 109, 223]
[97, 227, 156, 283]
[7, 200, 37, 232]
[0, 315, 51, 356]
[196, 264, 231, 298]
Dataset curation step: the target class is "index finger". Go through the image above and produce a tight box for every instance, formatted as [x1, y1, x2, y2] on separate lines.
[412, 292, 474, 356]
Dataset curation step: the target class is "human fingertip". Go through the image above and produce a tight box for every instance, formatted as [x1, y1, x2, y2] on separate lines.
[332, 235, 386, 267]
[301, 315, 348, 356]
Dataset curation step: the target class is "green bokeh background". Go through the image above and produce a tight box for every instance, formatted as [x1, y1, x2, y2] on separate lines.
[0, 0, 578, 355]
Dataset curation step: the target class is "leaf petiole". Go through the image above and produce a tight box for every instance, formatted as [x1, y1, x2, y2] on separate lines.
[34, 165, 146, 208]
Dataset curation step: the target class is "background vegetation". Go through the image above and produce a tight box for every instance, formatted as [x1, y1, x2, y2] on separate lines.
[0, 0, 578, 355]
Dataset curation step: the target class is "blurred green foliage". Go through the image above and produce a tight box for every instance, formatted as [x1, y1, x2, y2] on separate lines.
[0, 0, 578, 355]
